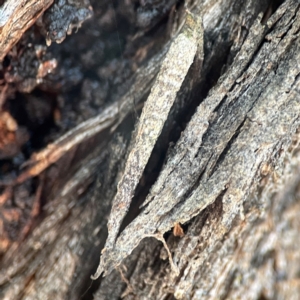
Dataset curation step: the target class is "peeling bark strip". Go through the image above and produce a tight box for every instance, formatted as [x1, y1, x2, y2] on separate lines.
[92, 11, 204, 279]
[0, 0, 54, 61]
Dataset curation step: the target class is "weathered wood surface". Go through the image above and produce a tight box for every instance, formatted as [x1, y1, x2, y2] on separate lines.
[0, 0, 300, 299]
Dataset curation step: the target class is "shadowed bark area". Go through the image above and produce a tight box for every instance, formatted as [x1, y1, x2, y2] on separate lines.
[0, 0, 300, 299]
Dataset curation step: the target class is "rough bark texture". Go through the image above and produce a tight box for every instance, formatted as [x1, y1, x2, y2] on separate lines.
[0, 0, 300, 299]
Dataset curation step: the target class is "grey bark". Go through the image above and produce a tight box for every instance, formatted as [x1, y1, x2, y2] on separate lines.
[0, 0, 300, 299]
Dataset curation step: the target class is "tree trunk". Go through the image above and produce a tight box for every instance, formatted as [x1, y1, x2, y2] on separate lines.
[0, 0, 300, 299]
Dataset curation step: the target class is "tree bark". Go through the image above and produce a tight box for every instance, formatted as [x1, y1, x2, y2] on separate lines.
[0, 0, 300, 299]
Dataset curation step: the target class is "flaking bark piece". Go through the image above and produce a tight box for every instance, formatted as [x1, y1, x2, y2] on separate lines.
[41, 0, 93, 46]
[92, 11, 204, 279]
[0, 0, 54, 61]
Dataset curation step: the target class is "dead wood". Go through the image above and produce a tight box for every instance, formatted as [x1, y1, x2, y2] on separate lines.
[0, 0, 300, 300]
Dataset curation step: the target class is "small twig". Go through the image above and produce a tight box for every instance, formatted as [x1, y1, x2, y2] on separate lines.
[14, 104, 119, 185]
